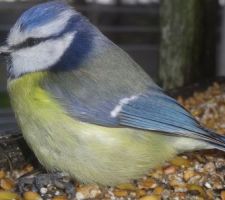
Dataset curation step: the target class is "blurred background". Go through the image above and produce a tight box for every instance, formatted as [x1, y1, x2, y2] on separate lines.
[0, 0, 225, 106]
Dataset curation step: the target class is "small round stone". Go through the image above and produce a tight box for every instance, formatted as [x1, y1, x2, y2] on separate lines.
[40, 187, 48, 194]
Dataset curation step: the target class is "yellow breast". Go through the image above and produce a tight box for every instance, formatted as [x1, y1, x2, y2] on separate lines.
[7, 72, 177, 185]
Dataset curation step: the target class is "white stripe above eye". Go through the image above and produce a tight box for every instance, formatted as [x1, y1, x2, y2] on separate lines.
[110, 95, 138, 118]
[10, 30, 77, 78]
[7, 9, 75, 46]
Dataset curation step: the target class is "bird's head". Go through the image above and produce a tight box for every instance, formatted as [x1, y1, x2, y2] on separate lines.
[0, 1, 100, 79]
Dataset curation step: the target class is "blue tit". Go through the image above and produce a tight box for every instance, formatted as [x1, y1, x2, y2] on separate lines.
[0, 1, 224, 186]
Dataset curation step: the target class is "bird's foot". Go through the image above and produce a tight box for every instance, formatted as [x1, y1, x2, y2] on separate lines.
[17, 171, 76, 199]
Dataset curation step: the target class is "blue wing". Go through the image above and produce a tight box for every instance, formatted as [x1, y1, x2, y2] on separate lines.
[119, 87, 205, 135]
[43, 72, 225, 147]
[119, 87, 225, 146]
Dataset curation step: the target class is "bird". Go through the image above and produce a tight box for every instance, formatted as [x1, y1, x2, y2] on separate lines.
[0, 1, 225, 186]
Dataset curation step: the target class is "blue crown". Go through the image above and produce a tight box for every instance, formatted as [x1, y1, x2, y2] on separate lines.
[18, 1, 71, 31]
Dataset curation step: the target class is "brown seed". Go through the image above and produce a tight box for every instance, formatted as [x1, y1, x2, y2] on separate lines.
[139, 195, 160, 200]
[206, 190, 214, 199]
[113, 189, 128, 197]
[211, 176, 223, 189]
[221, 191, 225, 200]
[170, 156, 191, 167]
[116, 183, 137, 191]
[176, 192, 187, 199]
[52, 196, 68, 200]
[0, 170, 6, 179]
[191, 109, 203, 117]
[163, 166, 176, 174]
[0, 191, 21, 200]
[23, 191, 42, 200]
[177, 96, 184, 105]
[195, 197, 205, 200]
[149, 168, 163, 179]
[24, 164, 34, 173]
[203, 162, 215, 174]
[183, 169, 195, 181]
[153, 186, 164, 195]
[76, 184, 101, 199]
[174, 185, 187, 193]
[169, 179, 185, 187]
[0, 178, 15, 190]
[195, 154, 206, 163]
[136, 189, 146, 198]
[187, 184, 206, 198]
[139, 178, 157, 189]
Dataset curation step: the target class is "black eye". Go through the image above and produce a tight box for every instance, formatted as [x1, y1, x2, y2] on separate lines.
[26, 38, 42, 47]
[12, 37, 46, 50]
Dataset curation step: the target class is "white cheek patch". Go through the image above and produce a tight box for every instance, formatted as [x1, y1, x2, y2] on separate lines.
[110, 95, 138, 118]
[7, 9, 75, 46]
[10, 31, 76, 77]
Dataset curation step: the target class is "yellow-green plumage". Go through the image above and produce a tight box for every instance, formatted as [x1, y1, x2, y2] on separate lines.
[9, 73, 167, 183]
[7, 72, 209, 185]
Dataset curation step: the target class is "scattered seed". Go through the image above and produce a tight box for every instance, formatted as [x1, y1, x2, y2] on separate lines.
[0, 178, 14, 190]
[23, 191, 42, 200]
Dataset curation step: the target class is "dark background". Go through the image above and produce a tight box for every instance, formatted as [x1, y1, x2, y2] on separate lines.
[0, 0, 222, 92]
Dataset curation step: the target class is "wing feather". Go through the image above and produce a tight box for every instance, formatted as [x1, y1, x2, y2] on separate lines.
[119, 88, 225, 147]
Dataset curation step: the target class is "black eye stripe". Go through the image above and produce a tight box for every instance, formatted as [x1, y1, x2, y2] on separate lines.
[26, 38, 43, 46]
[11, 23, 76, 51]
[12, 37, 47, 50]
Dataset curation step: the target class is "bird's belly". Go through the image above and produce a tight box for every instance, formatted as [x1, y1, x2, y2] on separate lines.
[18, 113, 177, 185]
[7, 74, 176, 185]
[11, 102, 210, 186]
[11, 102, 175, 185]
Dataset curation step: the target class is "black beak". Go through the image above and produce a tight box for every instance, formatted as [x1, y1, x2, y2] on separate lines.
[0, 45, 12, 56]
